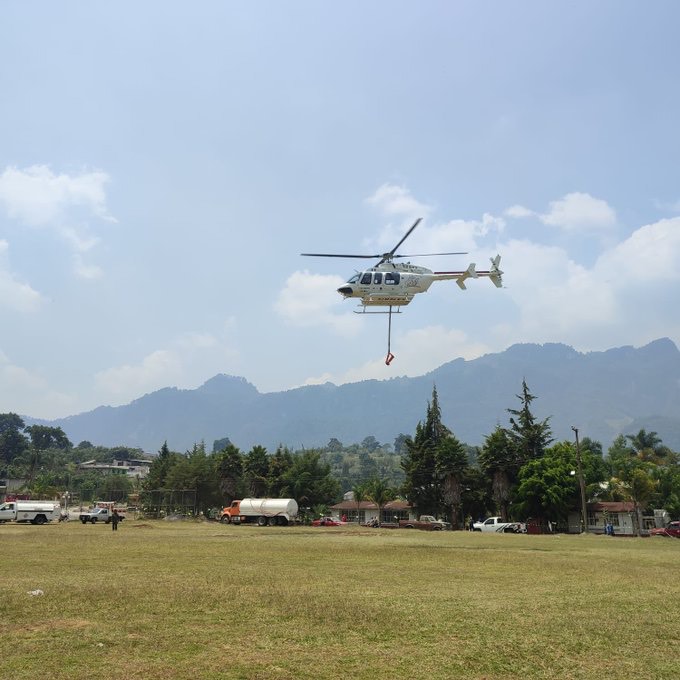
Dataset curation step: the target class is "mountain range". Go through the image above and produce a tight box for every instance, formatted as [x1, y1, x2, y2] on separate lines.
[32, 338, 680, 454]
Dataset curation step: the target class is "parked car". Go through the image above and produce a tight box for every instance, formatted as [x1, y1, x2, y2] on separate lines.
[649, 520, 680, 538]
[312, 516, 342, 527]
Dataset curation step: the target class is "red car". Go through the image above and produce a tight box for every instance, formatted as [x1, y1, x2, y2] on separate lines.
[649, 521, 680, 537]
[312, 517, 342, 527]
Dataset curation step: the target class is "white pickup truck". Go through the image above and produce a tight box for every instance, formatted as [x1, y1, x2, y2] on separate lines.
[79, 507, 124, 524]
[473, 516, 525, 533]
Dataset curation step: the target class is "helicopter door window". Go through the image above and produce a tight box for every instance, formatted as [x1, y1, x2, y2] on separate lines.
[384, 272, 400, 285]
[360, 273, 372, 285]
[373, 273, 382, 284]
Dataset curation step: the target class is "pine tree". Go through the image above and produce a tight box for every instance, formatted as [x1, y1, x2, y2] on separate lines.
[402, 386, 452, 517]
[506, 379, 552, 463]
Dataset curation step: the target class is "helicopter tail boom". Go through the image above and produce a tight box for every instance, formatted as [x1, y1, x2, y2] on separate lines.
[433, 255, 503, 289]
[456, 263, 478, 290]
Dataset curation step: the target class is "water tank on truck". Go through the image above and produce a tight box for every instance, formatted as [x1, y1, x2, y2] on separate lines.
[219, 498, 298, 526]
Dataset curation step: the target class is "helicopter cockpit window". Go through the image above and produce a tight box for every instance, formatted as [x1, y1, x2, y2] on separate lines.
[347, 274, 360, 284]
[360, 273, 373, 285]
[384, 272, 400, 285]
[373, 273, 382, 284]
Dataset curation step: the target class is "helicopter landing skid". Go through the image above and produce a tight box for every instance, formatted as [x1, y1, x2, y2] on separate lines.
[353, 308, 402, 314]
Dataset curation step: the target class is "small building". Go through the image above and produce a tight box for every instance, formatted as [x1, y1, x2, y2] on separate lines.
[567, 501, 648, 536]
[329, 499, 414, 525]
[0, 478, 27, 503]
[77, 458, 151, 479]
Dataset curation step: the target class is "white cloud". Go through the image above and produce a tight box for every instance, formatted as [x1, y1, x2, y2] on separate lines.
[93, 330, 241, 404]
[176, 332, 219, 350]
[484, 214, 680, 350]
[365, 183, 433, 219]
[0, 165, 114, 279]
[504, 193, 617, 233]
[498, 239, 619, 337]
[95, 349, 183, 397]
[0, 240, 43, 312]
[364, 214, 505, 258]
[60, 226, 100, 253]
[0, 165, 114, 227]
[275, 270, 362, 336]
[505, 204, 535, 219]
[73, 253, 104, 280]
[540, 192, 616, 231]
[0, 350, 75, 418]
[597, 217, 680, 282]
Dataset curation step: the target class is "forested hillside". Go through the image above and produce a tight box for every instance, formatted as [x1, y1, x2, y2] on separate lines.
[23, 338, 680, 454]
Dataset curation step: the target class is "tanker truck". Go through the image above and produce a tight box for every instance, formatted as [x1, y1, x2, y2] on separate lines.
[218, 498, 298, 526]
[0, 500, 62, 524]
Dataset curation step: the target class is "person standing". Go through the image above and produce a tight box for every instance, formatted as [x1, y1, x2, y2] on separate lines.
[111, 508, 120, 532]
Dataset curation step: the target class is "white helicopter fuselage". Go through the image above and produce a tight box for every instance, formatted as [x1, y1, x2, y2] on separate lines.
[337, 263, 445, 307]
[337, 258, 500, 308]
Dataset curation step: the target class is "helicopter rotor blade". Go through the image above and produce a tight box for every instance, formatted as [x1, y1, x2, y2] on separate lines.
[392, 251, 468, 258]
[382, 217, 422, 262]
[301, 218, 467, 263]
[300, 253, 380, 259]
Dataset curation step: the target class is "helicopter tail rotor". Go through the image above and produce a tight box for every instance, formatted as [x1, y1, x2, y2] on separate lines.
[489, 255, 503, 288]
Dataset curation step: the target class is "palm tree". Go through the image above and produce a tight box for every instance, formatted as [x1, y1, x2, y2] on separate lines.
[351, 482, 367, 524]
[478, 426, 515, 521]
[365, 478, 395, 527]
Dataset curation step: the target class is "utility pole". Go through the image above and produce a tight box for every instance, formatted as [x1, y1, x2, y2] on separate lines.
[572, 426, 588, 534]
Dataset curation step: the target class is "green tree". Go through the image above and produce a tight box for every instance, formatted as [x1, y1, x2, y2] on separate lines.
[351, 482, 367, 524]
[144, 442, 181, 490]
[19, 425, 72, 484]
[0, 413, 29, 469]
[478, 425, 517, 521]
[267, 446, 294, 496]
[24, 425, 71, 451]
[650, 465, 680, 518]
[401, 386, 449, 516]
[216, 444, 246, 502]
[100, 473, 134, 503]
[361, 436, 380, 452]
[629, 467, 657, 536]
[513, 442, 579, 522]
[605, 431, 677, 528]
[393, 434, 410, 456]
[625, 429, 675, 465]
[245, 445, 269, 496]
[506, 379, 552, 463]
[435, 434, 468, 528]
[365, 478, 396, 527]
[212, 436, 232, 453]
[279, 450, 340, 509]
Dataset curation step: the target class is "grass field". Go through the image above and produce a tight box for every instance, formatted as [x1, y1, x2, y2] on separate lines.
[1, 520, 678, 680]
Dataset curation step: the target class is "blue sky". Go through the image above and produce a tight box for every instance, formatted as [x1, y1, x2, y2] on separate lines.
[1, 2, 679, 419]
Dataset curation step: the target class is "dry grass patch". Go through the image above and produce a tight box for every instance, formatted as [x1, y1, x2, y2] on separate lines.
[1, 521, 678, 679]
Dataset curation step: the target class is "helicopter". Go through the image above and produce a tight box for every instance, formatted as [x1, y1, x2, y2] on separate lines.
[301, 217, 503, 365]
